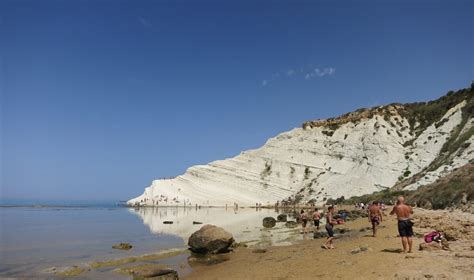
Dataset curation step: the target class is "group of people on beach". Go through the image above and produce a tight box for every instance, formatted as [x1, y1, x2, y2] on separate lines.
[299, 207, 321, 234]
[299, 196, 414, 253]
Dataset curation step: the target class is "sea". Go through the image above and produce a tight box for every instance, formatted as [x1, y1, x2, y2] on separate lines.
[0, 199, 305, 278]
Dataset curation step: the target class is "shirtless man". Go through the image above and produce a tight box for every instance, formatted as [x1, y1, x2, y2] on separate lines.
[322, 206, 337, 249]
[390, 196, 414, 253]
[312, 208, 321, 230]
[300, 209, 309, 234]
[368, 201, 383, 237]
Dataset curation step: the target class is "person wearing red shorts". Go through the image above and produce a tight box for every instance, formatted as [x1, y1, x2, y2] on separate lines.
[368, 201, 383, 237]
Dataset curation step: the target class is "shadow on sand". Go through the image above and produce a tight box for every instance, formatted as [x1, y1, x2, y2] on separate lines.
[381, 248, 403, 253]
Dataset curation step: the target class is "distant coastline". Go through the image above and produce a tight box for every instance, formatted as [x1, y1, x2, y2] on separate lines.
[0, 198, 126, 208]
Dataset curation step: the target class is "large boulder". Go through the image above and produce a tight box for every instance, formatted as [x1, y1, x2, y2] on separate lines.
[277, 214, 287, 222]
[188, 225, 234, 254]
[263, 217, 277, 228]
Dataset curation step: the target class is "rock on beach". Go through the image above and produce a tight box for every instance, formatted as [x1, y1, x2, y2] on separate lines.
[112, 243, 133, 250]
[263, 217, 277, 228]
[188, 225, 234, 254]
[277, 214, 287, 222]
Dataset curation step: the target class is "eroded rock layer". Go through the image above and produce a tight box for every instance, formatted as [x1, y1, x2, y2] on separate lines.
[128, 86, 473, 207]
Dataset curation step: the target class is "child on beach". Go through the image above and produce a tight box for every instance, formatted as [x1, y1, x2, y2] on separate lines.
[300, 209, 308, 234]
[323, 206, 337, 249]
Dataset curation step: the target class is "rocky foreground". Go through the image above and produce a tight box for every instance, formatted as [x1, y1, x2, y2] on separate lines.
[184, 208, 474, 280]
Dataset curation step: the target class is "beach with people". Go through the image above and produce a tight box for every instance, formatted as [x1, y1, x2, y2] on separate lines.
[184, 204, 474, 279]
[2, 1, 472, 278]
[8, 201, 470, 279]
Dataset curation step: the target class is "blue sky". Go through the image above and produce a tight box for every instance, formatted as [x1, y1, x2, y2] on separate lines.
[1, 0, 473, 201]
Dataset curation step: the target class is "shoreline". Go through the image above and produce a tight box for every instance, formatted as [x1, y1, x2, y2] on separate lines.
[9, 206, 473, 279]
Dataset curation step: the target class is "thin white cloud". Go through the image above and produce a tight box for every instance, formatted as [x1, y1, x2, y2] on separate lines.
[138, 17, 152, 27]
[305, 67, 336, 79]
[262, 65, 335, 86]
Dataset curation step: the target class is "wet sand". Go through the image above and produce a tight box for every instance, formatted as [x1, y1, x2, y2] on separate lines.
[185, 208, 474, 280]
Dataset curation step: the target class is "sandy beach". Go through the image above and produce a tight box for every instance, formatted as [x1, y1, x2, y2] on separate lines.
[185, 208, 474, 280]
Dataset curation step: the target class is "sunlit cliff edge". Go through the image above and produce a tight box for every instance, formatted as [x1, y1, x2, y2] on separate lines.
[128, 84, 473, 207]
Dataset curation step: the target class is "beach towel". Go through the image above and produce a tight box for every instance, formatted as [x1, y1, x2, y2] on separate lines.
[424, 231, 442, 243]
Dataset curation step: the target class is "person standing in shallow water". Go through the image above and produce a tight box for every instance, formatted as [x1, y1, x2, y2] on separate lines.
[390, 196, 414, 253]
[368, 201, 383, 237]
[300, 209, 308, 234]
[323, 206, 337, 249]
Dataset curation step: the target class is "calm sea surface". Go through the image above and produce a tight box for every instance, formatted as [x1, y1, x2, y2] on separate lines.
[0, 204, 304, 278]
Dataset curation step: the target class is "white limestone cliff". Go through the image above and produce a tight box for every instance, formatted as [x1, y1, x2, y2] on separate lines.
[128, 90, 473, 207]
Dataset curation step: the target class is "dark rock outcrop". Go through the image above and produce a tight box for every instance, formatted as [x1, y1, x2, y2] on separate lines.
[263, 217, 277, 228]
[112, 243, 132, 250]
[277, 214, 287, 222]
[117, 264, 178, 280]
[134, 268, 178, 280]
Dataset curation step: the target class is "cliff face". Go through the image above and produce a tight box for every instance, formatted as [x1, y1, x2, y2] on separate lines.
[128, 85, 474, 207]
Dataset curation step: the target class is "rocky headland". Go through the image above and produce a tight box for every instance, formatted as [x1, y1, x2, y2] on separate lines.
[128, 85, 473, 208]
